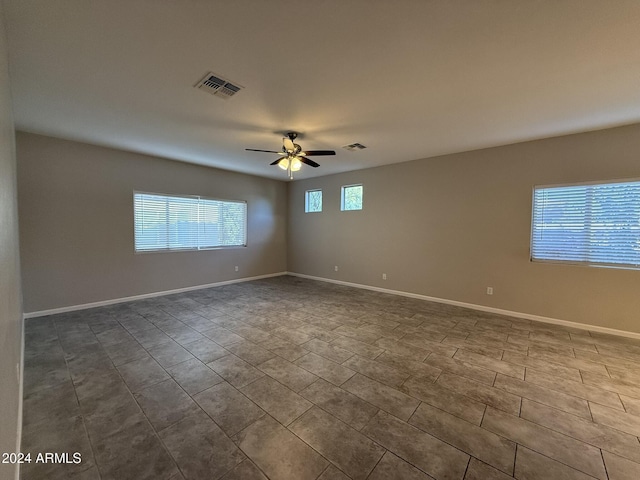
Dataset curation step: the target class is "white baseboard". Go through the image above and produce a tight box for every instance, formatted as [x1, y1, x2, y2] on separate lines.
[287, 272, 640, 341]
[23, 270, 640, 341]
[23, 272, 288, 319]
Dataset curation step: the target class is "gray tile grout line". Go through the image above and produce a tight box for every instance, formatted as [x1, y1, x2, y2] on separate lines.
[80, 316, 186, 480]
[84, 304, 252, 476]
[133, 301, 276, 479]
[522, 397, 640, 454]
[479, 404, 489, 427]
[189, 345, 338, 476]
[460, 456, 472, 480]
[600, 448, 611, 480]
[205, 310, 472, 477]
[483, 407, 609, 479]
[342, 325, 640, 469]
[587, 399, 597, 424]
[518, 396, 523, 418]
[142, 298, 640, 445]
[40, 321, 121, 478]
[53, 322, 103, 480]
[286, 413, 381, 479]
[234, 409, 348, 479]
[401, 400, 517, 478]
[315, 463, 334, 480]
[362, 450, 386, 480]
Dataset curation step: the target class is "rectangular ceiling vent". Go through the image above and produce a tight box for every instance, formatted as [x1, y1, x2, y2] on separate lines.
[342, 143, 367, 151]
[195, 72, 243, 100]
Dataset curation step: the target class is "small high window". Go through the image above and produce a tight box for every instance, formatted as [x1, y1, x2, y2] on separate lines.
[341, 184, 363, 211]
[305, 189, 322, 213]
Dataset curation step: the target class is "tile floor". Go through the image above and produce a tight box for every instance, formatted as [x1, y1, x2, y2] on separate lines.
[21, 275, 640, 480]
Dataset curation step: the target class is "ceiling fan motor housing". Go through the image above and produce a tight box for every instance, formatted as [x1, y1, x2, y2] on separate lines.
[246, 130, 333, 173]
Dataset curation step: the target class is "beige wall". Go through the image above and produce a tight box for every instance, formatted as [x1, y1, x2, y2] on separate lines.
[15, 118, 640, 335]
[288, 124, 640, 334]
[0, 5, 22, 480]
[17, 132, 287, 313]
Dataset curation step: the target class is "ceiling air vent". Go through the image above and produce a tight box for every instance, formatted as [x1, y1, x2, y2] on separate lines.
[195, 72, 243, 100]
[342, 143, 367, 151]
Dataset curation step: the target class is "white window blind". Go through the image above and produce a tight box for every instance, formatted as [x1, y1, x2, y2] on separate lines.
[531, 180, 640, 268]
[134, 192, 247, 252]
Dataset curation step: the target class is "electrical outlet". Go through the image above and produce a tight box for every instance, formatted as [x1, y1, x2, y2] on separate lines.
[234, 266, 239, 272]
[334, 266, 339, 272]
[486, 287, 493, 295]
[382, 273, 387, 280]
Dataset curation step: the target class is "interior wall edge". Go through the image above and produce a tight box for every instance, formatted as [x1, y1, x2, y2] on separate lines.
[23, 271, 287, 319]
[287, 272, 640, 341]
[15, 317, 24, 480]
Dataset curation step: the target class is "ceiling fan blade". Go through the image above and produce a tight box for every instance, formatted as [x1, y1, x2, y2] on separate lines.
[301, 150, 336, 156]
[299, 156, 320, 168]
[246, 148, 281, 153]
[283, 137, 295, 151]
[269, 158, 283, 166]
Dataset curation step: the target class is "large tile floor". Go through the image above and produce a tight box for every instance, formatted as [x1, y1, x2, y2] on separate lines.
[21, 276, 640, 480]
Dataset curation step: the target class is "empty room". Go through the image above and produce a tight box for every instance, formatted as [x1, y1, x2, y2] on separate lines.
[3, 1, 640, 480]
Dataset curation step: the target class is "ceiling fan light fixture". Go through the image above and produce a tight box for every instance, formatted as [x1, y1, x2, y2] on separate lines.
[245, 131, 335, 176]
[278, 157, 290, 170]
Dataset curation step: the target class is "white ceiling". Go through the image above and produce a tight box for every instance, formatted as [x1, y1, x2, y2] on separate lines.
[4, 0, 640, 181]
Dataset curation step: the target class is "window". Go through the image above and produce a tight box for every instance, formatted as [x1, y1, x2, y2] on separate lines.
[341, 184, 363, 211]
[531, 180, 640, 268]
[134, 192, 247, 252]
[305, 189, 322, 213]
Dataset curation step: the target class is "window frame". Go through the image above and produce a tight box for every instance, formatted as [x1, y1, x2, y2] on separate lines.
[340, 184, 364, 211]
[304, 189, 323, 213]
[530, 178, 640, 270]
[133, 190, 248, 254]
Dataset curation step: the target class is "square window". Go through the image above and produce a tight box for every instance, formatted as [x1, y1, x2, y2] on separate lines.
[305, 189, 322, 213]
[341, 184, 363, 211]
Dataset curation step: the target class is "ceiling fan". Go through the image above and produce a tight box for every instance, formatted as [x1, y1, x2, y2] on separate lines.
[246, 132, 335, 178]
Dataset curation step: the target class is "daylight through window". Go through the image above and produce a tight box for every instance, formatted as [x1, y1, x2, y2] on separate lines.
[134, 192, 247, 252]
[305, 189, 322, 213]
[531, 180, 640, 268]
[341, 184, 363, 211]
